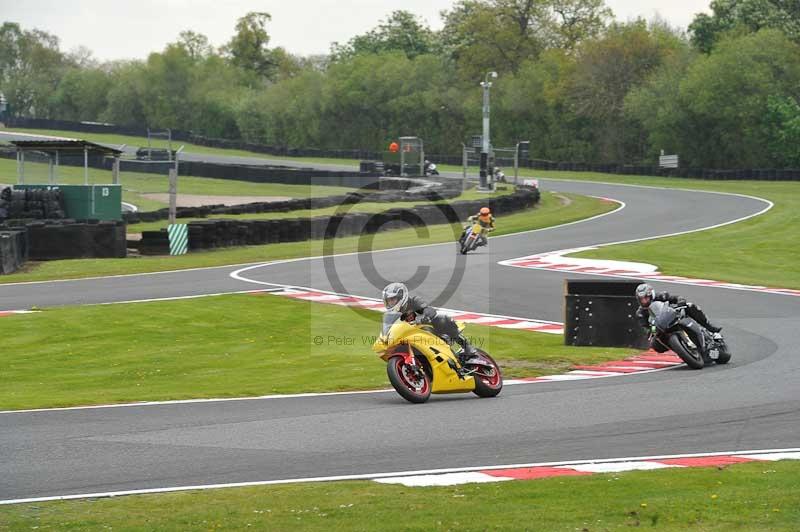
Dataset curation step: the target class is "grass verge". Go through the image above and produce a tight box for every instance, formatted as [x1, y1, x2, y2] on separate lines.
[0, 191, 614, 284]
[0, 293, 635, 410]
[520, 174, 799, 290]
[1, 460, 797, 530]
[10, 128, 794, 289]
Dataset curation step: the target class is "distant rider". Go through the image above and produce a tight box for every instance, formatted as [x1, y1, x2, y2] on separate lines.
[462, 207, 496, 247]
[382, 282, 477, 359]
[635, 283, 722, 352]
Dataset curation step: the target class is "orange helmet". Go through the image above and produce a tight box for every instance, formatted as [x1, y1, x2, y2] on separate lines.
[479, 207, 491, 215]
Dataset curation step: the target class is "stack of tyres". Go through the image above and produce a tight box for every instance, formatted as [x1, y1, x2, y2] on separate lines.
[139, 229, 170, 255]
[188, 223, 206, 249]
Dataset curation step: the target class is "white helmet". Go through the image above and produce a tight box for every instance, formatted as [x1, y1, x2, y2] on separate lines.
[636, 283, 655, 308]
[382, 282, 409, 312]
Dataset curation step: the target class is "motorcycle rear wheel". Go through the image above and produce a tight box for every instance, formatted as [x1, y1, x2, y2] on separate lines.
[715, 339, 732, 364]
[387, 356, 431, 403]
[469, 350, 503, 398]
[668, 333, 704, 369]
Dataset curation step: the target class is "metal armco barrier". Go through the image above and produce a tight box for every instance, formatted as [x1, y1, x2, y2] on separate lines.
[564, 279, 649, 348]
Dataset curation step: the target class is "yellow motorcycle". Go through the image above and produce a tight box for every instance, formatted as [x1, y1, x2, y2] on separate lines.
[459, 222, 486, 254]
[373, 312, 503, 403]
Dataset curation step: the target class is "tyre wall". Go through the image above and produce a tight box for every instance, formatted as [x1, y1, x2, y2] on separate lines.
[123, 179, 462, 225]
[0, 220, 127, 261]
[137, 187, 540, 254]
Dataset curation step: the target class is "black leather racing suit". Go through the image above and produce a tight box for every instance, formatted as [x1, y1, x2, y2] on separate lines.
[636, 292, 720, 352]
[397, 295, 468, 352]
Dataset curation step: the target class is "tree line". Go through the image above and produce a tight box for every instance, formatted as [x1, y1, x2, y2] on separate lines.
[1, 1, 799, 168]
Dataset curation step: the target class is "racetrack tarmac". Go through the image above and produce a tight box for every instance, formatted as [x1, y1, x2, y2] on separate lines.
[2, 178, 798, 502]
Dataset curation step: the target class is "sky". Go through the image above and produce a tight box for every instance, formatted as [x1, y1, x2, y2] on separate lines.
[0, 0, 711, 61]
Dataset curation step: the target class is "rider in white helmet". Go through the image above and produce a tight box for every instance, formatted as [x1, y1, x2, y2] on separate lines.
[382, 282, 476, 358]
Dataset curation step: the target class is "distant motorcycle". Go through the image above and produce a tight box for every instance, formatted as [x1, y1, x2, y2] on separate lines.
[458, 221, 485, 254]
[424, 161, 439, 176]
[648, 301, 731, 369]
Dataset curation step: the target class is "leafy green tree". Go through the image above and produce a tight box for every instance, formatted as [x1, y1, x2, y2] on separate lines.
[49, 67, 112, 121]
[678, 30, 800, 167]
[0, 22, 67, 117]
[331, 10, 438, 61]
[630, 29, 800, 168]
[690, 0, 800, 52]
[440, 0, 547, 79]
[547, 0, 613, 49]
[765, 95, 800, 166]
[440, 0, 612, 79]
[222, 12, 278, 80]
[495, 50, 593, 160]
[569, 20, 687, 162]
[100, 61, 148, 126]
[623, 46, 696, 163]
[176, 30, 212, 61]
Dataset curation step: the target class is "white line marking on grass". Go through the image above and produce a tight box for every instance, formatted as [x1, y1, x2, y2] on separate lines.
[226, 195, 627, 288]
[1, 448, 797, 506]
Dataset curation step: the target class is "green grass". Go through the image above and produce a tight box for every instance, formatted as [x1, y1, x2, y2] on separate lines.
[0, 293, 635, 410]
[1, 460, 798, 530]
[518, 173, 799, 290]
[0, 191, 614, 284]
[9, 126, 794, 289]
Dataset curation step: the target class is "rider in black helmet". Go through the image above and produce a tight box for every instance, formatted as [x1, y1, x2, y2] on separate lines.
[635, 283, 722, 351]
[382, 282, 476, 358]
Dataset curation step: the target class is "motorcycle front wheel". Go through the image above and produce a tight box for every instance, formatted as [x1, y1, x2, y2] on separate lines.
[667, 333, 704, 369]
[387, 356, 431, 403]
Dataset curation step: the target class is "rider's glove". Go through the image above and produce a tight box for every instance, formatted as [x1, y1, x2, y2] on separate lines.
[415, 314, 432, 325]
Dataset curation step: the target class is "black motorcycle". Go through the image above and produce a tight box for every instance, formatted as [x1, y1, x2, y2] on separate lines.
[648, 301, 731, 369]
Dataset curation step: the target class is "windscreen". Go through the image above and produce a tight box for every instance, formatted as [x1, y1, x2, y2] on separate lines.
[381, 311, 401, 336]
[650, 301, 678, 331]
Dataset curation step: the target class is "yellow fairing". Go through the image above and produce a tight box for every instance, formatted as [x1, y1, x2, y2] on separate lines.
[373, 321, 475, 393]
[472, 222, 484, 234]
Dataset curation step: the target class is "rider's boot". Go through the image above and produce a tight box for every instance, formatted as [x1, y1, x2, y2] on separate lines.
[690, 304, 722, 333]
[455, 335, 477, 362]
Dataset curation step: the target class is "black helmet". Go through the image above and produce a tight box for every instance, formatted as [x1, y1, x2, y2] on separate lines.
[636, 283, 655, 308]
[382, 282, 409, 312]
